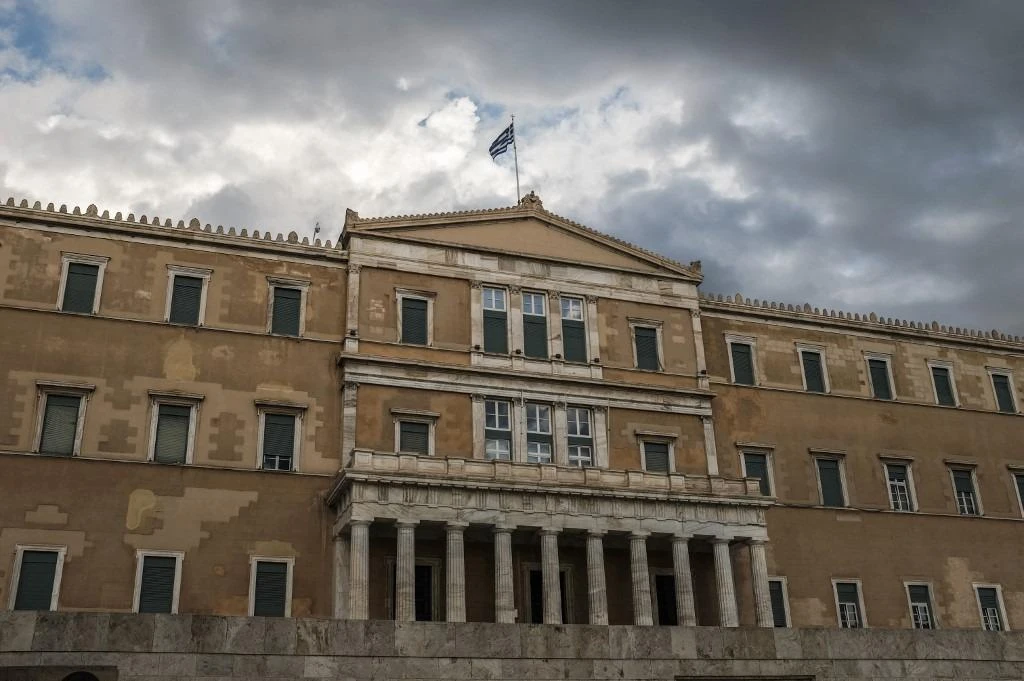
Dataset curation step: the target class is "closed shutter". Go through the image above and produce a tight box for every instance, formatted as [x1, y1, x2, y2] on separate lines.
[401, 298, 428, 345]
[523, 315, 548, 358]
[14, 550, 58, 610]
[154, 404, 191, 464]
[61, 262, 99, 313]
[952, 469, 974, 494]
[562, 318, 587, 363]
[868, 359, 892, 399]
[993, 375, 1016, 413]
[643, 442, 670, 473]
[272, 287, 302, 336]
[801, 351, 826, 392]
[743, 452, 771, 496]
[978, 587, 1001, 630]
[836, 583, 859, 609]
[262, 413, 295, 470]
[169, 275, 203, 325]
[1016, 474, 1024, 512]
[483, 310, 508, 353]
[908, 584, 930, 606]
[253, 561, 288, 617]
[932, 367, 956, 406]
[731, 343, 755, 385]
[39, 394, 81, 455]
[399, 421, 429, 454]
[978, 588, 999, 610]
[817, 458, 844, 506]
[768, 581, 787, 627]
[633, 327, 659, 370]
[138, 555, 177, 613]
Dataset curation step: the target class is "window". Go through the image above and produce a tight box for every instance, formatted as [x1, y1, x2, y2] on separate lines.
[271, 286, 303, 336]
[133, 551, 183, 614]
[1014, 472, 1024, 517]
[906, 584, 935, 629]
[165, 266, 211, 326]
[866, 355, 894, 400]
[261, 412, 298, 471]
[728, 337, 756, 385]
[768, 578, 790, 627]
[58, 253, 107, 314]
[249, 557, 293, 617]
[37, 393, 83, 456]
[929, 362, 958, 407]
[397, 289, 434, 346]
[485, 399, 512, 460]
[149, 398, 198, 465]
[742, 450, 772, 496]
[975, 585, 1006, 631]
[526, 403, 552, 463]
[885, 461, 915, 512]
[815, 456, 846, 507]
[522, 291, 548, 359]
[560, 296, 587, 363]
[10, 546, 65, 611]
[399, 421, 430, 455]
[990, 370, 1017, 413]
[951, 467, 980, 515]
[642, 440, 671, 473]
[798, 347, 827, 393]
[566, 407, 593, 467]
[632, 325, 661, 371]
[482, 287, 508, 354]
[834, 581, 865, 628]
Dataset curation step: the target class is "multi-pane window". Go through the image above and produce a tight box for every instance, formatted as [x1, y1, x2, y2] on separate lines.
[816, 457, 846, 507]
[251, 559, 291, 617]
[907, 584, 935, 629]
[398, 420, 430, 455]
[951, 468, 979, 515]
[991, 372, 1016, 413]
[768, 579, 789, 627]
[729, 341, 755, 385]
[800, 349, 826, 393]
[135, 553, 181, 614]
[152, 403, 193, 465]
[482, 287, 508, 354]
[743, 451, 772, 496]
[1015, 473, 1024, 516]
[633, 326, 660, 371]
[60, 261, 101, 313]
[525, 403, 552, 463]
[642, 441, 670, 473]
[484, 399, 512, 460]
[886, 462, 914, 512]
[38, 394, 82, 456]
[168, 275, 204, 325]
[976, 586, 1004, 631]
[867, 357, 893, 400]
[262, 413, 297, 471]
[271, 286, 303, 336]
[560, 296, 587, 363]
[12, 548, 63, 611]
[566, 407, 593, 467]
[522, 292, 548, 359]
[930, 364, 957, 406]
[834, 581, 864, 628]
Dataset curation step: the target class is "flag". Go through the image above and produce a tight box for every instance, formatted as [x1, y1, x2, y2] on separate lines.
[488, 123, 514, 160]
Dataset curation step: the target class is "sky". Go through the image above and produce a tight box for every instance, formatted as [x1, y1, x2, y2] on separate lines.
[1, 1, 1023, 332]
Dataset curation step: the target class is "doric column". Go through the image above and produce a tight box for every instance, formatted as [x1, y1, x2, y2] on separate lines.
[348, 520, 371, 620]
[395, 521, 418, 621]
[540, 528, 562, 624]
[471, 395, 486, 459]
[749, 539, 773, 627]
[586, 530, 608, 625]
[629, 531, 654, 626]
[494, 525, 515, 623]
[446, 522, 468, 623]
[333, 534, 349, 619]
[701, 416, 720, 476]
[671, 535, 697, 626]
[712, 537, 739, 627]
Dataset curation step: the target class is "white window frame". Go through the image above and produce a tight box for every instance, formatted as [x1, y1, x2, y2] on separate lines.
[267, 277, 311, 337]
[948, 465, 983, 516]
[164, 265, 212, 325]
[813, 452, 848, 507]
[525, 402, 553, 464]
[927, 359, 960, 407]
[903, 581, 937, 630]
[795, 343, 830, 393]
[521, 290, 546, 318]
[566, 406, 594, 467]
[396, 288, 436, 346]
[864, 352, 897, 400]
[987, 367, 1019, 414]
[256, 402, 306, 472]
[132, 549, 184, 614]
[832, 578, 867, 629]
[973, 583, 1009, 631]
[881, 457, 917, 512]
[484, 399, 513, 461]
[560, 295, 585, 322]
[1011, 468, 1024, 518]
[248, 555, 294, 617]
[33, 381, 94, 456]
[391, 408, 439, 456]
[725, 333, 758, 385]
[740, 448, 775, 497]
[482, 286, 507, 312]
[8, 544, 67, 611]
[628, 317, 665, 371]
[637, 434, 676, 474]
[146, 391, 203, 465]
[768, 576, 791, 627]
[57, 252, 109, 314]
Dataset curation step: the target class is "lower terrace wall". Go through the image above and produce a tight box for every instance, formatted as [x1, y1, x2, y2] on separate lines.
[1, 612, 1023, 680]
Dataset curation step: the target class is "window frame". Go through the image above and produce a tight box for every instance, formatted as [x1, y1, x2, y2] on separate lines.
[256, 402, 306, 472]
[725, 334, 758, 386]
[164, 265, 212, 326]
[882, 458, 917, 512]
[525, 402, 553, 464]
[248, 555, 294, 617]
[392, 409, 439, 456]
[949, 465, 982, 516]
[927, 359, 960, 407]
[987, 367, 1018, 414]
[559, 295, 588, 363]
[132, 549, 184, 614]
[796, 343, 830, 393]
[904, 581, 938, 630]
[57, 252, 109, 314]
[832, 578, 867, 629]
[1012, 468, 1024, 518]
[638, 435, 675, 474]
[396, 288, 436, 346]
[33, 381, 93, 457]
[8, 544, 67, 611]
[484, 398, 513, 461]
[267, 277, 311, 338]
[481, 285, 510, 355]
[813, 453, 848, 508]
[740, 448, 775, 497]
[566, 405, 594, 467]
[973, 583, 1009, 632]
[146, 392, 202, 465]
[864, 352, 896, 400]
[628, 318, 664, 372]
[521, 290, 547, 318]
[768, 576, 791, 627]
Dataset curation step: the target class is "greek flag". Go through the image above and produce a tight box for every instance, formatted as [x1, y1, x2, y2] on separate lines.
[488, 123, 514, 160]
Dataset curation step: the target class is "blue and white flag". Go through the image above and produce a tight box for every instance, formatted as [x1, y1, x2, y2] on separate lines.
[488, 123, 514, 160]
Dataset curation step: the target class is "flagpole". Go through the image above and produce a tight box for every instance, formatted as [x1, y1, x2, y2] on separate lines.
[511, 113, 521, 203]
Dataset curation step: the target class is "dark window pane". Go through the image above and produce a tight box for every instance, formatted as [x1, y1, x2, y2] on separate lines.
[887, 463, 913, 511]
[483, 310, 508, 353]
[868, 359, 892, 399]
[562, 318, 587, 363]
[61, 262, 99, 313]
[643, 442, 670, 473]
[40, 394, 81, 456]
[801, 351, 826, 392]
[932, 366, 956, 406]
[138, 556, 177, 613]
[272, 287, 302, 336]
[154, 404, 190, 464]
[634, 327, 659, 371]
[1016, 474, 1024, 515]
[769, 580, 787, 627]
[817, 458, 845, 507]
[993, 374, 1016, 413]
[14, 550, 58, 610]
[744, 452, 771, 496]
[253, 561, 288, 617]
[529, 569, 543, 623]
[655, 574, 678, 625]
[908, 584, 930, 604]
[262, 413, 295, 470]
[952, 469, 975, 493]
[414, 564, 433, 621]
[399, 421, 429, 454]
[523, 314, 548, 358]
[169, 275, 203, 325]
[977, 587, 1002, 631]
[731, 343, 755, 385]
[401, 297, 428, 345]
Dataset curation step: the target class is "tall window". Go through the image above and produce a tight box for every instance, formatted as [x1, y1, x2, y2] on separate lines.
[642, 441, 671, 473]
[742, 451, 772, 496]
[633, 326, 661, 371]
[482, 287, 508, 354]
[815, 457, 846, 507]
[250, 558, 292, 617]
[991, 371, 1017, 413]
[799, 348, 827, 393]
[951, 468, 980, 515]
[485, 399, 512, 460]
[38, 393, 83, 456]
[566, 407, 593, 467]
[907, 584, 935, 629]
[728, 339, 756, 385]
[166, 266, 210, 326]
[866, 356, 894, 400]
[1014, 472, 1024, 517]
[834, 581, 864, 628]
[768, 579, 790, 627]
[134, 552, 182, 614]
[11, 547, 65, 611]
[398, 420, 430, 455]
[929, 363, 957, 406]
[976, 586, 1005, 631]
[271, 286, 303, 336]
[150, 402, 195, 465]
[59, 254, 107, 314]
[522, 292, 548, 359]
[262, 412, 297, 471]
[525, 403, 552, 463]
[560, 296, 587, 363]
[885, 462, 914, 512]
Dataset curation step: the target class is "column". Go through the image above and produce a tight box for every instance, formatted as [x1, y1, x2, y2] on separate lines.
[341, 382, 359, 463]
[702, 416, 720, 475]
[348, 520, 371, 620]
[553, 401, 569, 466]
[471, 395, 486, 459]
[344, 264, 361, 352]
[395, 521, 418, 621]
[690, 309, 709, 390]
[547, 291, 564, 360]
[586, 530, 608, 625]
[712, 537, 739, 627]
[333, 534, 349, 619]
[446, 522, 468, 623]
[494, 525, 515, 623]
[749, 539, 773, 628]
[671, 535, 697, 626]
[629, 531, 654, 626]
[540, 528, 562, 624]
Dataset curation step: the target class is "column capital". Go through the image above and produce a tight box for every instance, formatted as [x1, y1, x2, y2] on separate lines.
[347, 264, 362, 274]
[343, 380, 360, 390]
[587, 529, 607, 538]
[671, 534, 693, 544]
[748, 537, 769, 546]
[629, 530, 651, 540]
[540, 527, 561, 537]
[493, 524, 515, 534]
[470, 280, 482, 289]
[470, 393, 486, 403]
[446, 521, 470, 532]
[710, 536, 733, 545]
[350, 519, 372, 529]
[395, 520, 420, 529]
[690, 309, 701, 319]
[509, 285, 522, 294]
[547, 290, 560, 302]
[585, 294, 598, 304]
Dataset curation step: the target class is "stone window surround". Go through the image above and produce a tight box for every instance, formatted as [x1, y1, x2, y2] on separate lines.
[132, 549, 184, 614]
[396, 287, 436, 346]
[146, 390, 204, 465]
[33, 380, 95, 457]
[725, 333, 758, 386]
[56, 252, 109, 314]
[392, 408, 439, 457]
[383, 554, 442, 622]
[879, 455, 918, 513]
[903, 580, 937, 630]
[795, 342, 831, 393]
[863, 351, 897, 400]
[986, 366, 1019, 414]
[636, 430, 677, 474]
[1010, 466, 1024, 518]
[946, 461, 983, 516]
[255, 400, 307, 472]
[628, 317, 665, 372]
[973, 582, 1009, 631]
[769, 575, 791, 627]
[926, 359, 960, 407]
[520, 559, 575, 624]
[832, 577, 868, 628]
[8, 544, 67, 611]
[164, 264, 213, 325]
[739, 445, 776, 498]
[248, 555, 294, 617]
[267, 276, 311, 337]
[811, 449, 849, 508]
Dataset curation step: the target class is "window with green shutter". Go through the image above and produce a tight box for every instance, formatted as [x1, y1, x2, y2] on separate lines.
[561, 297, 587, 363]
[153, 404, 192, 464]
[399, 420, 430, 454]
[61, 262, 99, 313]
[482, 287, 508, 353]
[14, 549, 60, 611]
[522, 292, 548, 359]
[992, 373, 1016, 413]
[768, 579, 788, 627]
[867, 358, 893, 399]
[137, 555, 178, 613]
[39, 394, 82, 456]
[931, 365, 956, 406]
[801, 350, 826, 392]
[730, 342, 755, 385]
[835, 582, 862, 628]
[401, 297, 428, 345]
[169, 275, 203, 325]
[952, 468, 979, 515]
[907, 584, 934, 629]
[816, 458, 845, 507]
[977, 586, 1003, 631]
[262, 413, 296, 471]
[253, 560, 289, 617]
[634, 326, 660, 371]
[743, 451, 771, 496]
[642, 441, 670, 473]
[271, 286, 302, 336]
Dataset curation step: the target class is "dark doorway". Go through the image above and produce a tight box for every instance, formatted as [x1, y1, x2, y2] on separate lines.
[655, 574, 678, 625]
[528, 568, 569, 623]
[414, 563, 433, 621]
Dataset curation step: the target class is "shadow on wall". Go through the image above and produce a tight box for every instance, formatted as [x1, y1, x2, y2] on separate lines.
[0, 670, 113, 681]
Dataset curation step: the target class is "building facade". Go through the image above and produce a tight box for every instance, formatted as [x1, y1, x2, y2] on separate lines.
[0, 192, 1021, 633]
